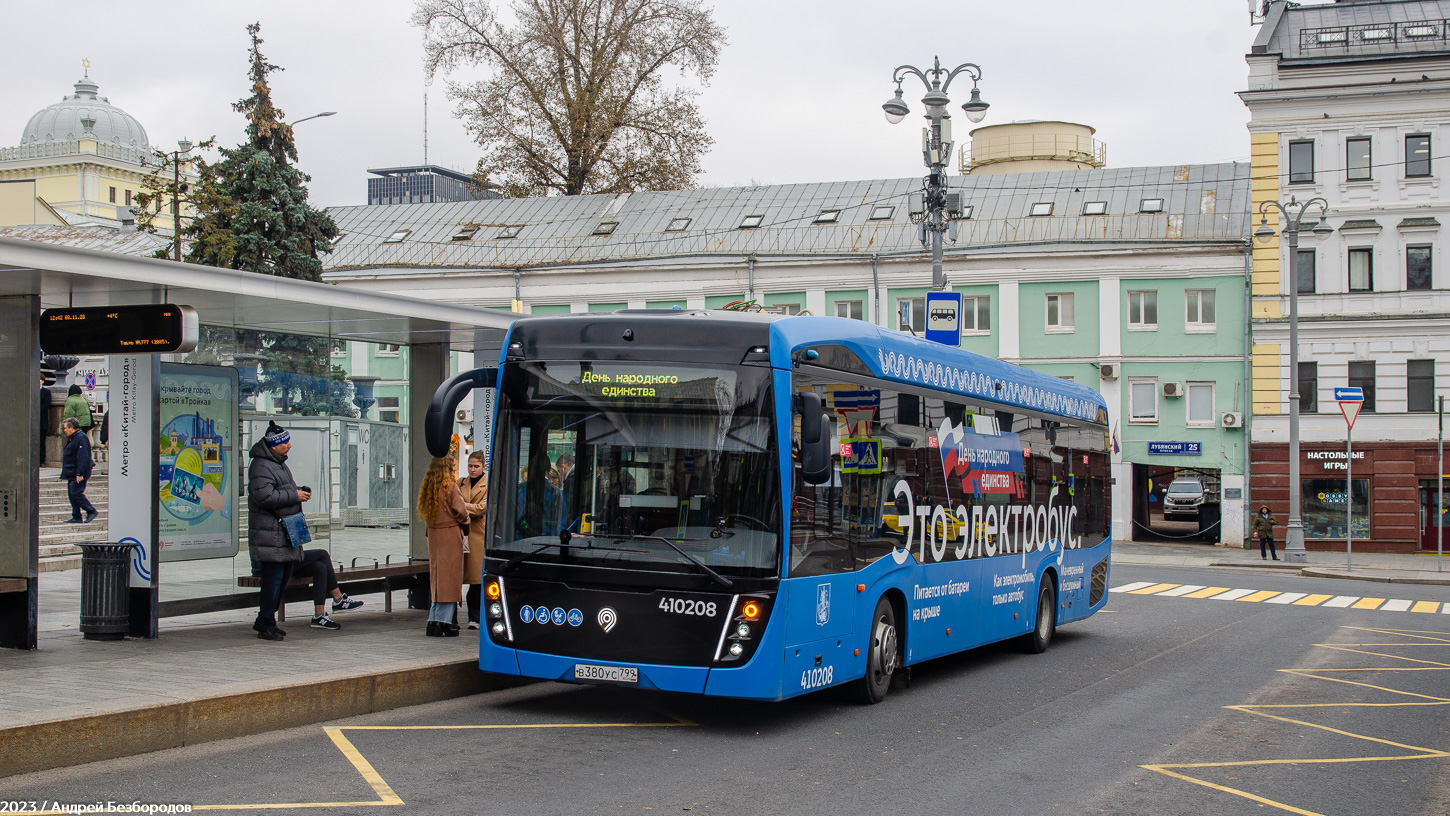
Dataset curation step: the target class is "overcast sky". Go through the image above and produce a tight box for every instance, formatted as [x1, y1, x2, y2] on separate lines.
[1, 1, 1283, 208]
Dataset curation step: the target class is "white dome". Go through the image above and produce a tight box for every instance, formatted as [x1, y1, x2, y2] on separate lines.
[21, 76, 149, 151]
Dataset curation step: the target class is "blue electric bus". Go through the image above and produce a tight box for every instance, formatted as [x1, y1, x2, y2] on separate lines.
[426, 311, 1112, 703]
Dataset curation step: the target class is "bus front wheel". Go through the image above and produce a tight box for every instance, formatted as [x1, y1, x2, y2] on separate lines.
[852, 597, 899, 704]
[1019, 580, 1057, 654]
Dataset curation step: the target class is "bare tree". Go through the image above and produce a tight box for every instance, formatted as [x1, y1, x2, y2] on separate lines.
[414, 0, 725, 197]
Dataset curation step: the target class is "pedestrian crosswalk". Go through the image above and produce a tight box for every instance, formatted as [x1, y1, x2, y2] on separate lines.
[1110, 581, 1450, 613]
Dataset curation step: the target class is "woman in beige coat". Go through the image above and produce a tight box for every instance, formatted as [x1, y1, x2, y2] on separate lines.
[460, 450, 489, 629]
[418, 454, 468, 637]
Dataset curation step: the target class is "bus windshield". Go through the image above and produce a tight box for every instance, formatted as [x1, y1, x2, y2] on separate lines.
[487, 360, 782, 579]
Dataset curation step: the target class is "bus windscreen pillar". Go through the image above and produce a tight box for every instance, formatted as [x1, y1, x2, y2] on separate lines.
[0, 296, 41, 649]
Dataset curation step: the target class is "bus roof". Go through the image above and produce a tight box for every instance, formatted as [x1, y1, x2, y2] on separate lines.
[769, 315, 1109, 427]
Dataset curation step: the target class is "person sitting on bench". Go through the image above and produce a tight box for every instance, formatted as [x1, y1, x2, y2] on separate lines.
[294, 548, 363, 630]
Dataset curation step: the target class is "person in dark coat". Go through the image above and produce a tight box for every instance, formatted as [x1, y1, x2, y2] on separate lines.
[248, 421, 310, 641]
[38, 377, 52, 467]
[59, 417, 97, 523]
[1252, 505, 1278, 561]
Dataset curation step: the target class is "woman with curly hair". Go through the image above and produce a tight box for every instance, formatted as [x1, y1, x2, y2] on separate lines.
[418, 454, 468, 637]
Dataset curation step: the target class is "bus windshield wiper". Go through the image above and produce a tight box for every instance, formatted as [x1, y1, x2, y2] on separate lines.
[501, 529, 646, 571]
[582, 532, 733, 589]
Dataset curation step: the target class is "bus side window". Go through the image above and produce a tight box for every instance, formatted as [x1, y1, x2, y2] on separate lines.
[790, 382, 853, 577]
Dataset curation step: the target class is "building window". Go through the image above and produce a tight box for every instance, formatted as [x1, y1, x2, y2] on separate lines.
[1303, 478, 1369, 539]
[1349, 248, 1373, 291]
[1185, 289, 1217, 331]
[451, 225, 479, 241]
[1129, 378, 1158, 423]
[897, 298, 925, 333]
[834, 300, 863, 320]
[1127, 290, 1157, 330]
[1406, 134, 1432, 178]
[1299, 361, 1318, 413]
[869, 205, 895, 220]
[739, 215, 764, 229]
[377, 396, 400, 424]
[770, 303, 802, 315]
[1346, 137, 1372, 181]
[1029, 202, 1054, 216]
[1407, 245, 1433, 291]
[665, 217, 691, 232]
[1082, 201, 1107, 216]
[1408, 359, 1436, 412]
[376, 343, 401, 357]
[495, 225, 523, 239]
[592, 221, 619, 235]
[330, 339, 348, 358]
[383, 229, 410, 243]
[1046, 293, 1074, 332]
[1187, 382, 1216, 427]
[814, 209, 841, 224]
[1139, 198, 1164, 213]
[1296, 249, 1317, 294]
[1289, 140, 1314, 183]
[961, 295, 990, 333]
[1348, 360, 1376, 412]
[124, 190, 132, 206]
[108, 187, 116, 203]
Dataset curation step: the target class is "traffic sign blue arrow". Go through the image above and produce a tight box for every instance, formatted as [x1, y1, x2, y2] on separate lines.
[1334, 387, 1364, 402]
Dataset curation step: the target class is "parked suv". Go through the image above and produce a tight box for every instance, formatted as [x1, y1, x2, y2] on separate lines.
[1162, 477, 1206, 520]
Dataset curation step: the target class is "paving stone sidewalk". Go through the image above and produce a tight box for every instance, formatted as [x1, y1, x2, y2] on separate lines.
[1112, 540, 1450, 585]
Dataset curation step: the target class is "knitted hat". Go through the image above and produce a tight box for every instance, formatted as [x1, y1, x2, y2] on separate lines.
[263, 421, 291, 447]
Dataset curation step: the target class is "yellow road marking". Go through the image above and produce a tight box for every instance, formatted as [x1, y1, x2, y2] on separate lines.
[1352, 597, 1386, 609]
[1292, 593, 1333, 606]
[1412, 601, 1440, 614]
[343, 721, 695, 730]
[1183, 586, 1231, 599]
[1238, 590, 1281, 603]
[1142, 625, 1450, 815]
[1129, 583, 1180, 594]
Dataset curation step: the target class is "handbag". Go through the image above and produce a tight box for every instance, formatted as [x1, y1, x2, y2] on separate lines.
[280, 511, 312, 547]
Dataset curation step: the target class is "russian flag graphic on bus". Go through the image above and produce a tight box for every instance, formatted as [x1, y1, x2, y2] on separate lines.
[937, 417, 1025, 498]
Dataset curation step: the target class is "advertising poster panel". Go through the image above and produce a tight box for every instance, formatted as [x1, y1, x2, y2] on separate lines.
[157, 363, 239, 562]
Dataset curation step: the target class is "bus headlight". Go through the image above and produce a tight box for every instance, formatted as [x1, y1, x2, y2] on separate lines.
[736, 623, 751, 638]
[729, 642, 744, 656]
[491, 622, 506, 636]
[488, 602, 503, 619]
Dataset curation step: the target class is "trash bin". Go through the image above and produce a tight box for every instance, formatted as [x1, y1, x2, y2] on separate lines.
[78, 542, 133, 641]
[1198, 503, 1222, 544]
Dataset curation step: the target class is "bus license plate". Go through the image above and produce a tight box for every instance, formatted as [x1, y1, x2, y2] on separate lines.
[574, 664, 638, 684]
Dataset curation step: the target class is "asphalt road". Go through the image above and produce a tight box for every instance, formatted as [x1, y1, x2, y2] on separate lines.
[7, 563, 1450, 816]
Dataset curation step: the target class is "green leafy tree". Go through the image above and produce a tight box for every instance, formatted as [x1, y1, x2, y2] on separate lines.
[185, 22, 338, 281]
[414, 0, 726, 197]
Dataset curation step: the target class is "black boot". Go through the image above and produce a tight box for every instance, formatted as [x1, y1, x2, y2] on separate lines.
[426, 621, 444, 637]
[443, 622, 461, 637]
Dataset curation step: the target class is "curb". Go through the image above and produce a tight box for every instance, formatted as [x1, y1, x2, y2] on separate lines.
[1300, 567, 1450, 587]
[1208, 561, 1303, 571]
[0, 659, 527, 779]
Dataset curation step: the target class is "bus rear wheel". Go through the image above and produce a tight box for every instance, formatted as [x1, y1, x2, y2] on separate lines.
[852, 597, 899, 704]
[1019, 580, 1056, 654]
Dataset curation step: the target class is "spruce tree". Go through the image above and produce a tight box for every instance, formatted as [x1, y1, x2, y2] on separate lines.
[186, 22, 337, 281]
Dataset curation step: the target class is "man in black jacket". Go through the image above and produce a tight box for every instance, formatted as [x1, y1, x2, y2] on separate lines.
[60, 417, 97, 523]
[248, 421, 310, 641]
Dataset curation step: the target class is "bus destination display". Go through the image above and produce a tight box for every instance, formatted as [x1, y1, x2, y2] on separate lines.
[40, 304, 199, 355]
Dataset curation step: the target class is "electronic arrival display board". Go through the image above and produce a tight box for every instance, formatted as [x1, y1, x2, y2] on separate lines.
[40, 304, 199, 355]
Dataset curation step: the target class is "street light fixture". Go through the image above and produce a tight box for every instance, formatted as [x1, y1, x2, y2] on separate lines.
[1253, 195, 1332, 564]
[292, 111, 337, 125]
[882, 57, 988, 292]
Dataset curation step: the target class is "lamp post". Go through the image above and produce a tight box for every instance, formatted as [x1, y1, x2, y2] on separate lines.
[171, 139, 193, 262]
[882, 57, 989, 292]
[1254, 196, 1333, 564]
[292, 111, 337, 126]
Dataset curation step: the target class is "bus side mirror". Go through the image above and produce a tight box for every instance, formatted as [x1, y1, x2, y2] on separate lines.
[797, 393, 832, 486]
[425, 367, 498, 458]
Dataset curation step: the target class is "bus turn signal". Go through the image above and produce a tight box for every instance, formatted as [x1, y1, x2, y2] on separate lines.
[485, 581, 501, 601]
[740, 601, 761, 621]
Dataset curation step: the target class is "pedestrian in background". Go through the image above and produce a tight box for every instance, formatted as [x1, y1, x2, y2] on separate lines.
[248, 421, 309, 641]
[59, 417, 97, 524]
[62, 384, 92, 437]
[459, 451, 488, 629]
[38, 377, 51, 467]
[419, 453, 467, 637]
[1253, 505, 1278, 561]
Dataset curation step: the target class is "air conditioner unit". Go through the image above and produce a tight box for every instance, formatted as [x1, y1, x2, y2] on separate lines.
[1222, 411, 1244, 428]
[456, 408, 474, 423]
[1099, 363, 1119, 380]
[1162, 382, 1184, 398]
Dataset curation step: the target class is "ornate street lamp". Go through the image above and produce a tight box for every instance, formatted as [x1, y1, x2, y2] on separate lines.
[882, 57, 988, 292]
[1254, 196, 1333, 563]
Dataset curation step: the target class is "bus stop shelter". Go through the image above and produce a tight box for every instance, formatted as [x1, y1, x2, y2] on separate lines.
[0, 236, 516, 649]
